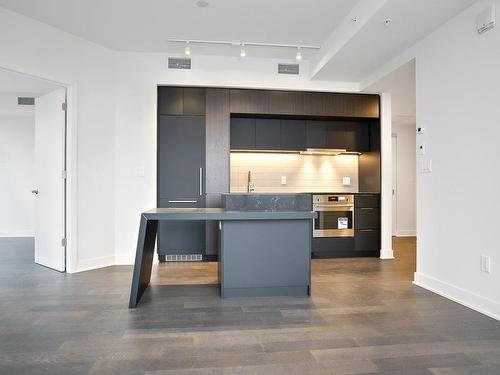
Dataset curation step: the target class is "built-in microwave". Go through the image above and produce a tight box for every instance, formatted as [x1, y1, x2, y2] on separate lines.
[312, 194, 354, 238]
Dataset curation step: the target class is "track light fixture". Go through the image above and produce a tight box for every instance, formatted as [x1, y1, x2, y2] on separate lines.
[295, 47, 302, 60]
[168, 39, 320, 59]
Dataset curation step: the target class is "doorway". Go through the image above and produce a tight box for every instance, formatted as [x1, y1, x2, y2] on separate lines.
[0, 68, 68, 272]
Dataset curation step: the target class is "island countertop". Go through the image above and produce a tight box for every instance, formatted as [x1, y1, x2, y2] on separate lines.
[142, 208, 316, 221]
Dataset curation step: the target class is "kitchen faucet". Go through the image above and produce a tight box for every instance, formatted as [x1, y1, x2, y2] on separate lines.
[247, 170, 255, 193]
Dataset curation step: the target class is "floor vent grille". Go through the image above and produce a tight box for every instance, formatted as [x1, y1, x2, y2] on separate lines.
[165, 254, 203, 262]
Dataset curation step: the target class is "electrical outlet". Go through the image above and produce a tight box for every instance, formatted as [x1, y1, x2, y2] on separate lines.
[280, 176, 287, 185]
[342, 176, 351, 186]
[480, 255, 491, 274]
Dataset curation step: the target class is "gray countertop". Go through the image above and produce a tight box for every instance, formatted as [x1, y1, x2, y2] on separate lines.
[143, 208, 316, 221]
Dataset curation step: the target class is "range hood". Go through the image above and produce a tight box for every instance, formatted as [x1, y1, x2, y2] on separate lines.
[299, 148, 347, 156]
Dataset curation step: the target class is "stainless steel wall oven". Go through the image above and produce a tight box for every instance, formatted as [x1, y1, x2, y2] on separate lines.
[312, 194, 354, 238]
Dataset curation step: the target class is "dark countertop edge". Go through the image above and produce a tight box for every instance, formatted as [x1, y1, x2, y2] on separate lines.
[142, 209, 317, 221]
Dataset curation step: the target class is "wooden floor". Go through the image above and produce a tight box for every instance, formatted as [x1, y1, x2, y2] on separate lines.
[1, 237, 500, 374]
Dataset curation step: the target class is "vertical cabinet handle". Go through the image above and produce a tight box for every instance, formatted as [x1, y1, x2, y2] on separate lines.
[199, 167, 203, 196]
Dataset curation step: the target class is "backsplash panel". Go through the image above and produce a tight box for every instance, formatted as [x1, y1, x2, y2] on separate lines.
[230, 152, 359, 193]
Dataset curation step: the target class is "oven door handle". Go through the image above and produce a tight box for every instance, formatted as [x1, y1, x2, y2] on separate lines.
[313, 206, 354, 211]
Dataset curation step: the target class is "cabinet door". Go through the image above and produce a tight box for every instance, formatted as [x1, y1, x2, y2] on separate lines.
[230, 118, 256, 150]
[355, 194, 379, 208]
[280, 119, 306, 150]
[157, 115, 206, 256]
[183, 88, 206, 115]
[344, 121, 370, 152]
[325, 121, 347, 149]
[256, 119, 281, 149]
[268, 91, 305, 115]
[158, 87, 183, 115]
[306, 121, 327, 148]
[230, 89, 269, 114]
[158, 115, 206, 200]
[354, 229, 380, 251]
[355, 207, 380, 229]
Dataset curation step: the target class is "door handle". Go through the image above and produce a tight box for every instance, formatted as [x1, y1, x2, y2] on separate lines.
[199, 167, 203, 196]
[31, 189, 39, 195]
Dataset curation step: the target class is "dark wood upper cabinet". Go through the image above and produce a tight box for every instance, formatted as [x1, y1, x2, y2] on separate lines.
[256, 119, 281, 150]
[183, 88, 206, 115]
[230, 89, 269, 114]
[304, 92, 379, 118]
[158, 87, 183, 115]
[280, 119, 306, 150]
[306, 121, 327, 148]
[158, 87, 206, 116]
[268, 91, 305, 115]
[229, 89, 379, 118]
[230, 118, 255, 150]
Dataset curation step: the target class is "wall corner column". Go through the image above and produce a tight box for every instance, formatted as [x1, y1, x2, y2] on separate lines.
[380, 92, 394, 259]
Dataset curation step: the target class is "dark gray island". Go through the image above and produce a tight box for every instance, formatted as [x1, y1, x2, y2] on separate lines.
[129, 197, 316, 308]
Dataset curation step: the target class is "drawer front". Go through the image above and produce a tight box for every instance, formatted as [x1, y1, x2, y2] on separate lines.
[355, 194, 380, 208]
[159, 197, 206, 209]
[312, 237, 354, 253]
[355, 207, 380, 229]
[354, 229, 380, 251]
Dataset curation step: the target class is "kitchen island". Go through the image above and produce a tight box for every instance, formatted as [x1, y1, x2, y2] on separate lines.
[129, 207, 316, 308]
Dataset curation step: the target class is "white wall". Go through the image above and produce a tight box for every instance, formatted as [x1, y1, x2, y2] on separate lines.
[393, 122, 416, 236]
[364, 0, 500, 319]
[0, 8, 116, 272]
[414, 0, 500, 319]
[0, 95, 35, 236]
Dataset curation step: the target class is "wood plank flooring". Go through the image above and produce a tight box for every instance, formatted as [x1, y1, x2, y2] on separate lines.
[1, 237, 499, 374]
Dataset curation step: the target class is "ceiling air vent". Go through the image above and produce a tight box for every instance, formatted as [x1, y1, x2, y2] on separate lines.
[18, 97, 35, 105]
[168, 57, 191, 70]
[278, 63, 299, 75]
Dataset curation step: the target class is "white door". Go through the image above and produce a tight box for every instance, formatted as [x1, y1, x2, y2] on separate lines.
[391, 135, 397, 237]
[34, 88, 66, 271]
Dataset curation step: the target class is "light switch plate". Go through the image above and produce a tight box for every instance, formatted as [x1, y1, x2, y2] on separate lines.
[419, 158, 432, 173]
[342, 176, 351, 186]
[280, 176, 287, 185]
[135, 167, 145, 177]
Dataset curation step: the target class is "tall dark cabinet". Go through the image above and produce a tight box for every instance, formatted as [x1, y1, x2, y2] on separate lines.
[157, 87, 206, 258]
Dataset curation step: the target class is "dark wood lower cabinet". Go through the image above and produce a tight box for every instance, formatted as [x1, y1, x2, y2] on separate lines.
[354, 229, 380, 252]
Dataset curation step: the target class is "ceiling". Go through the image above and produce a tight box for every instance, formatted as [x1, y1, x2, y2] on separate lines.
[313, 0, 476, 81]
[0, 0, 358, 59]
[0, 0, 478, 81]
[0, 68, 61, 95]
[366, 59, 416, 126]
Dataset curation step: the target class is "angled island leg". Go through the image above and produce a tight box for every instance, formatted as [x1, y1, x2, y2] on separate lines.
[129, 215, 158, 308]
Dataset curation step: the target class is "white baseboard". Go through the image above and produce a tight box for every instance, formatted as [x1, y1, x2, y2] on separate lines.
[0, 232, 34, 238]
[413, 272, 500, 321]
[74, 255, 115, 273]
[396, 230, 416, 237]
[380, 248, 394, 259]
[114, 252, 159, 265]
[114, 253, 135, 265]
